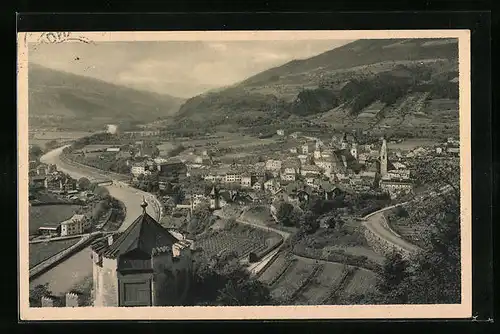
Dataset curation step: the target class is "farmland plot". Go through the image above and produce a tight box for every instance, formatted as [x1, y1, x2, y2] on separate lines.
[257, 253, 290, 285]
[341, 268, 378, 299]
[270, 259, 318, 302]
[196, 231, 268, 259]
[295, 262, 347, 305]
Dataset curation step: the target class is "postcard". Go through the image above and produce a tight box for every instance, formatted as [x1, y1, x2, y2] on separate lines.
[18, 29, 471, 320]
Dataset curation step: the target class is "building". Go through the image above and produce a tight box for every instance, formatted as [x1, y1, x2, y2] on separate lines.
[252, 178, 264, 191]
[265, 159, 282, 172]
[91, 200, 193, 307]
[380, 137, 388, 177]
[277, 129, 285, 136]
[264, 179, 280, 193]
[209, 186, 220, 209]
[380, 179, 413, 198]
[38, 224, 60, 237]
[36, 164, 49, 176]
[300, 164, 322, 176]
[106, 147, 121, 153]
[131, 162, 147, 177]
[280, 171, 296, 182]
[29, 176, 47, 190]
[225, 170, 242, 184]
[158, 159, 187, 180]
[241, 173, 254, 188]
[60, 214, 90, 236]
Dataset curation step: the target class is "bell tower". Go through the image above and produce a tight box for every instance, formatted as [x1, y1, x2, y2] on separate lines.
[380, 137, 388, 177]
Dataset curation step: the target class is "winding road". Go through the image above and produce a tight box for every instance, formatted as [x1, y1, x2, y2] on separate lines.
[361, 185, 454, 255]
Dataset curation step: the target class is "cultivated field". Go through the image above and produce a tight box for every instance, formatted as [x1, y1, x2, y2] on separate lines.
[196, 226, 282, 260]
[29, 238, 81, 268]
[295, 262, 347, 305]
[257, 253, 293, 285]
[259, 254, 380, 305]
[29, 204, 81, 235]
[270, 259, 325, 303]
[241, 206, 275, 227]
[341, 267, 378, 298]
[29, 131, 92, 148]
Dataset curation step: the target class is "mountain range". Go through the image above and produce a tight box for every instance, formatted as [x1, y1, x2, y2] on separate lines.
[172, 38, 459, 138]
[28, 64, 184, 131]
[28, 38, 459, 139]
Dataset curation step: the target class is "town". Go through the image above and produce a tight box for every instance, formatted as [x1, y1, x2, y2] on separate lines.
[28, 125, 460, 307]
[25, 37, 462, 310]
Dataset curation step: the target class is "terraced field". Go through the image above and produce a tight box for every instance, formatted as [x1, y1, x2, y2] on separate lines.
[270, 259, 320, 302]
[196, 228, 280, 260]
[295, 262, 347, 305]
[341, 267, 378, 298]
[257, 253, 293, 285]
[259, 254, 380, 305]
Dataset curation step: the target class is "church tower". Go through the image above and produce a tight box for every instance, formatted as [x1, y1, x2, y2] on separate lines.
[341, 133, 348, 150]
[209, 186, 219, 210]
[350, 138, 358, 160]
[380, 137, 388, 177]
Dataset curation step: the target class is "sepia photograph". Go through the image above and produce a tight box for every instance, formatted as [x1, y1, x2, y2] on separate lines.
[17, 30, 471, 320]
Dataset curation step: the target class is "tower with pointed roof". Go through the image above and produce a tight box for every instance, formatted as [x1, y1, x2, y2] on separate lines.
[380, 136, 388, 178]
[350, 138, 358, 160]
[209, 186, 220, 210]
[340, 132, 348, 150]
[91, 200, 193, 307]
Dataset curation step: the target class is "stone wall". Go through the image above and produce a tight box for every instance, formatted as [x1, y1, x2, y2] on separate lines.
[151, 247, 192, 306]
[364, 227, 412, 260]
[65, 292, 82, 307]
[93, 256, 118, 306]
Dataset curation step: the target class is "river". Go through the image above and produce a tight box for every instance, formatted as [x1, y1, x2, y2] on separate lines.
[29, 247, 93, 295]
[30, 146, 161, 295]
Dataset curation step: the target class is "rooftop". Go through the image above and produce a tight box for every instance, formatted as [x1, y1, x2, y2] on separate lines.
[93, 200, 179, 258]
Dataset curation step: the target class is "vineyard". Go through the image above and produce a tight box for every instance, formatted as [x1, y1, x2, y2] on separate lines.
[258, 254, 380, 305]
[270, 259, 320, 303]
[257, 253, 294, 285]
[340, 268, 378, 298]
[196, 226, 282, 260]
[295, 262, 348, 305]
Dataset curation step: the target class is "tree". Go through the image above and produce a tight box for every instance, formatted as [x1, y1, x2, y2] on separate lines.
[299, 210, 320, 234]
[78, 177, 91, 190]
[29, 283, 51, 307]
[29, 145, 43, 160]
[189, 253, 273, 306]
[276, 202, 296, 227]
[377, 252, 409, 296]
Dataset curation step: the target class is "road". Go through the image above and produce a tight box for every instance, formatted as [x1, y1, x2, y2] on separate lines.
[31, 146, 162, 294]
[361, 185, 454, 254]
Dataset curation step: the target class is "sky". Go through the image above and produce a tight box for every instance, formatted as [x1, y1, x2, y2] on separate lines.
[29, 40, 353, 98]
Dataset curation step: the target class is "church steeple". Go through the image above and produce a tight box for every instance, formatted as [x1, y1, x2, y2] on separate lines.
[380, 136, 388, 177]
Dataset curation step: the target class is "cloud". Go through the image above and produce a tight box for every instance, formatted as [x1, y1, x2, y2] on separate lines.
[29, 40, 354, 98]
